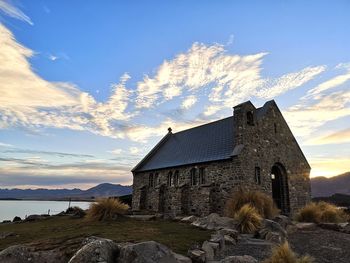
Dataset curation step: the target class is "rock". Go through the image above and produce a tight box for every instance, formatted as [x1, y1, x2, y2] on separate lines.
[0, 245, 64, 263]
[0, 232, 16, 239]
[224, 235, 236, 245]
[318, 222, 350, 233]
[181, 215, 198, 223]
[119, 240, 190, 263]
[257, 219, 287, 243]
[210, 233, 225, 250]
[192, 213, 237, 230]
[187, 249, 206, 263]
[340, 223, 350, 234]
[220, 255, 258, 263]
[201, 241, 215, 261]
[202, 240, 221, 261]
[69, 237, 119, 263]
[12, 216, 21, 222]
[272, 215, 292, 229]
[295, 222, 317, 230]
[217, 228, 239, 241]
[173, 253, 192, 263]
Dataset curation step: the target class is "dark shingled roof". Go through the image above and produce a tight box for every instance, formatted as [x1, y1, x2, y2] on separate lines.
[133, 117, 234, 172]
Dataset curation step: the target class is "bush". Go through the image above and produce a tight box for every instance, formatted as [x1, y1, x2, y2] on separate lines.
[65, 206, 86, 218]
[296, 201, 348, 223]
[86, 198, 129, 221]
[225, 189, 279, 219]
[263, 242, 314, 263]
[234, 204, 262, 233]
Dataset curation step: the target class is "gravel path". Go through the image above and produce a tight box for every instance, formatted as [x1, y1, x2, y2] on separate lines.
[289, 227, 350, 263]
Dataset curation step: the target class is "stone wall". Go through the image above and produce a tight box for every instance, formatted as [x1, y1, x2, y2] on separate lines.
[232, 101, 311, 215]
[132, 101, 311, 217]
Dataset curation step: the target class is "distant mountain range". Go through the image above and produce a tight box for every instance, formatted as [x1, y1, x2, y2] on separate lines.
[1, 172, 348, 200]
[0, 183, 132, 200]
[311, 172, 350, 197]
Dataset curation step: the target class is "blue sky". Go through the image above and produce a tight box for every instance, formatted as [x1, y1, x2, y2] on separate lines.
[0, 0, 349, 189]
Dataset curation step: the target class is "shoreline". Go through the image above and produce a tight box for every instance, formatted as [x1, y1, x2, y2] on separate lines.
[0, 198, 93, 202]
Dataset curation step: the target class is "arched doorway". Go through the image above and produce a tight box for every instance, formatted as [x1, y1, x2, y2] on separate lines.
[271, 163, 290, 215]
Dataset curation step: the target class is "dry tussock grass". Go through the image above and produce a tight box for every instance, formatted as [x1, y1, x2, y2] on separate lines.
[263, 242, 314, 263]
[234, 204, 262, 233]
[225, 189, 279, 219]
[296, 201, 348, 223]
[86, 198, 129, 221]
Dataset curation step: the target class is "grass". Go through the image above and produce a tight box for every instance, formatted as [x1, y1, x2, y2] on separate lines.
[225, 189, 279, 219]
[234, 204, 262, 233]
[263, 242, 314, 263]
[86, 198, 129, 221]
[0, 216, 211, 257]
[296, 201, 349, 223]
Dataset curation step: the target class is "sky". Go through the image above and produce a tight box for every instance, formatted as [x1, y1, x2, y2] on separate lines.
[0, 0, 349, 189]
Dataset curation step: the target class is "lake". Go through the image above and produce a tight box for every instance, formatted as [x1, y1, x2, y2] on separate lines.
[0, 200, 91, 222]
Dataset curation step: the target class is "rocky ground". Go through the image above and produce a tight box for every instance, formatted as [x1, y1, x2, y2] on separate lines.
[289, 227, 350, 263]
[0, 212, 349, 262]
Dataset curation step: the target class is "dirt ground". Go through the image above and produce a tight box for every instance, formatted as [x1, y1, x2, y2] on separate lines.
[289, 227, 350, 263]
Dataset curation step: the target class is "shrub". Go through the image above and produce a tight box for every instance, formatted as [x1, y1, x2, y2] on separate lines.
[86, 198, 129, 221]
[65, 206, 86, 218]
[296, 201, 348, 223]
[295, 202, 321, 223]
[263, 242, 314, 263]
[225, 189, 279, 219]
[234, 204, 262, 233]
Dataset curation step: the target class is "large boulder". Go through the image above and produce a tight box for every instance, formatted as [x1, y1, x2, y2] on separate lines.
[118, 241, 191, 263]
[0, 245, 64, 263]
[191, 213, 237, 230]
[220, 255, 258, 263]
[69, 237, 119, 263]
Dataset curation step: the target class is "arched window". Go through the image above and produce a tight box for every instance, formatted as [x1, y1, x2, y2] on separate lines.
[199, 167, 205, 184]
[154, 173, 159, 186]
[247, 111, 254, 126]
[149, 173, 154, 187]
[255, 167, 261, 185]
[167, 171, 173, 186]
[174, 170, 179, 186]
[190, 168, 197, 186]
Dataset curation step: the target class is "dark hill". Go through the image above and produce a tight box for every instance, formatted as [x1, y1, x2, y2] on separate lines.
[311, 172, 350, 197]
[0, 183, 132, 200]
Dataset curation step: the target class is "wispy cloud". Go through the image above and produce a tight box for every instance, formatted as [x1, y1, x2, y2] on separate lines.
[0, 0, 33, 25]
[181, 95, 197, 109]
[257, 66, 326, 99]
[1, 148, 94, 158]
[0, 142, 12, 147]
[0, 24, 344, 144]
[306, 128, 350, 145]
[0, 156, 132, 188]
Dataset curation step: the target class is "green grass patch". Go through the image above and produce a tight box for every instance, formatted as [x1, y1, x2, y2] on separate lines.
[0, 216, 211, 256]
